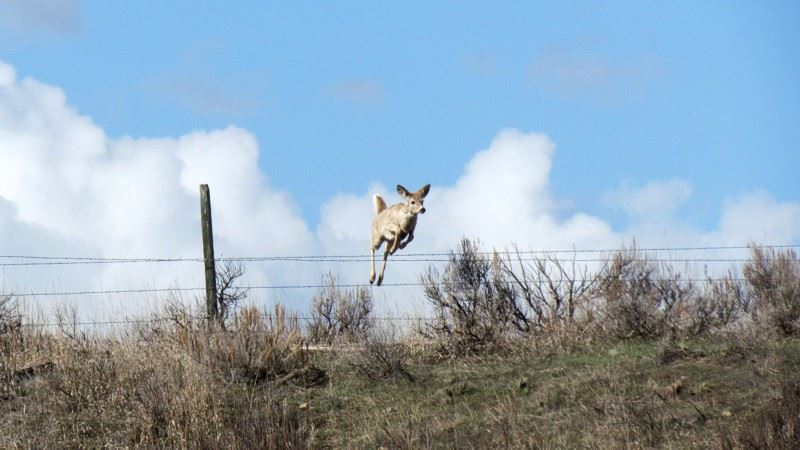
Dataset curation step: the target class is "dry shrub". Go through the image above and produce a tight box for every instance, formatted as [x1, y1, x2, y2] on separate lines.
[745, 246, 800, 336]
[421, 240, 798, 351]
[595, 247, 693, 339]
[307, 273, 373, 344]
[350, 325, 415, 383]
[421, 238, 518, 355]
[0, 304, 316, 449]
[216, 260, 249, 325]
[0, 295, 21, 336]
[1, 297, 21, 396]
[421, 239, 615, 354]
[690, 271, 752, 335]
[495, 246, 604, 352]
[209, 304, 308, 384]
[496, 246, 599, 332]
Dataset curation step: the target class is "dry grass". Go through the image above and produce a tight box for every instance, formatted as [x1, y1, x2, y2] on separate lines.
[2, 244, 800, 448]
[0, 303, 316, 449]
[2, 308, 799, 449]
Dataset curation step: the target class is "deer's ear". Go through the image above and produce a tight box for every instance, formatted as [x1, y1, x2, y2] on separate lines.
[397, 185, 411, 197]
[417, 184, 431, 198]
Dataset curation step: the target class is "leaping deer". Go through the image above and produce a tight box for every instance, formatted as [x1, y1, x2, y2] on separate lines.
[369, 184, 431, 286]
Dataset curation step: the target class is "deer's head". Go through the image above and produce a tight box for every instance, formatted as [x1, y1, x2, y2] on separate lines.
[397, 184, 430, 215]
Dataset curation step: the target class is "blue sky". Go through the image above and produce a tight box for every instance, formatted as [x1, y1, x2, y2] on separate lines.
[1, 1, 799, 315]
[2, 1, 797, 229]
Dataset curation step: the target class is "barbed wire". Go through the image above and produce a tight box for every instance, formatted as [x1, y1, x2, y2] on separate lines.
[1, 277, 751, 298]
[0, 257, 779, 267]
[3, 243, 793, 331]
[2, 287, 204, 297]
[18, 315, 428, 328]
[0, 243, 796, 266]
[1, 283, 413, 297]
[20, 316, 178, 328]
[0, 242, 794, 298]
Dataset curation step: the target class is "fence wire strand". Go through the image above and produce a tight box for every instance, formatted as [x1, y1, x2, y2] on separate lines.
[1, 278, 753, 298]
[0, 243, 795, 298]
[1, 243, 796, 266]
[17, 315, 428, 329]
[2, 242, 797, 329]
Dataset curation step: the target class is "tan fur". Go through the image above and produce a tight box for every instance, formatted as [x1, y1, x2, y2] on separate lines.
[369, 184, 430, 286]
[373, 195, 387, 215]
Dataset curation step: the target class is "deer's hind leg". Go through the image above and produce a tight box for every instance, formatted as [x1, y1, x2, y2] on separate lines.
[369, 238, 383, 285]
[377, 246, 390, 286]
[378, 235, 399, 286]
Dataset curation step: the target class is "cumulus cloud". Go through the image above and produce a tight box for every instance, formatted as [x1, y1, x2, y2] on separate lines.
[421, 129, 614, 250]
[705, 191, 800, 246]
[1, 59, 798, 319]
[603, 178, 693, 217]
[0, 59, 312, 317]
[600, 181, 800, 274]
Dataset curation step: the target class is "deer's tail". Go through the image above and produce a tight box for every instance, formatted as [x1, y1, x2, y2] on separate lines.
[373, 194, 387, 215]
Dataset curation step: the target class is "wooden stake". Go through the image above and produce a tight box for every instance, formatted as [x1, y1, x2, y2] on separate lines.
[199, 184, 219, 323]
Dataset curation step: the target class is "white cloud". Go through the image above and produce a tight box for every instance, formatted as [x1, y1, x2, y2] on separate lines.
[420, 129, 615, 251]
[1, 59, 798, 319]
[705, 191, 800, 246]
[603, 178, 693, 217]
[0, 59, 312, 317]
[600, 179, 800, 250]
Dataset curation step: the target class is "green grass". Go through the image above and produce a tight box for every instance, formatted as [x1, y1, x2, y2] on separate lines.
[287, 335, 799, 449]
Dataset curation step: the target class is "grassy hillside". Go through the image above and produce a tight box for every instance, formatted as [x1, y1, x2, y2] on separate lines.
[1, 243, 798, 448]
[1, 318, 798, 449]
[305, 334, 799, 449]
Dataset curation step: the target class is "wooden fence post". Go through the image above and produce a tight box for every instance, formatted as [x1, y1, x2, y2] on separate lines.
[199, 184, 219, 324]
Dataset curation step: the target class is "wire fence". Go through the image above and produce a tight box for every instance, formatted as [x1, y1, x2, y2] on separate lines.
[0, 278, 762, 299]
[1, 243, 797, 331]
[15, 314, 428, 329]
[1, 243, 797, 266]
[0, 243, 796, 299]
[0, 258, 777, 267]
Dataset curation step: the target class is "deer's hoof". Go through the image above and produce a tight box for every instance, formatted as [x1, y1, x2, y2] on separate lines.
[369, 274, 375, 284]
[377, 276, 383, 286]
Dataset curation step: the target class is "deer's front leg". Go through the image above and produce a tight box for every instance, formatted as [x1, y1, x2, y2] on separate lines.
[369, 246, 377, 284]
[398, 231, 414, 250]
[388, 234, 401, 255]
[377, 245, 390, 286]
